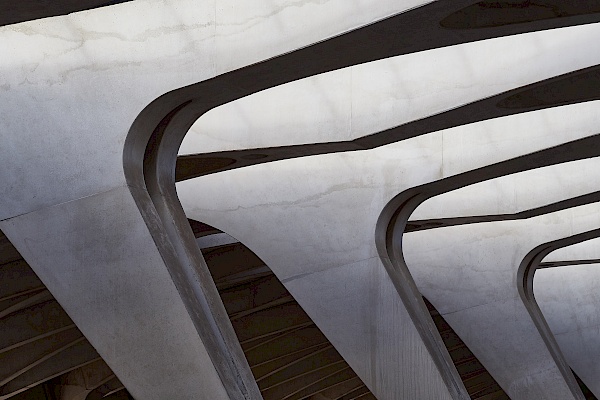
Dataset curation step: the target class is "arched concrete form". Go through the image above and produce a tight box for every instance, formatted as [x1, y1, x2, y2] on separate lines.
[189, 219, 378, 400]
[530, 235, 600, 398]
[407, 157, 600, 229]
[179, 108, 600, 400]
[3, 1, 600, 399]
[178, 61, 600, 181]
[391, 156, 600, 399]
[137, 6, 600, 400]
[1, 1, 465, 399]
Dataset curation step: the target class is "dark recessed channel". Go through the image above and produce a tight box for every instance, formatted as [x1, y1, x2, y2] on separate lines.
[0, 0, 134, 27]
[441, 1, 600, 29]
[189, 219, 376, 400]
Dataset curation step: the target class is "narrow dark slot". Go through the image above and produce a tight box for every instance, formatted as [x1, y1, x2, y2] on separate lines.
[422, 297, 511, 400]
[572, 369, 598, 400]
[0, 1, 135, 27]
[190, 219, 375, 400]
[441, 1, 600, 30]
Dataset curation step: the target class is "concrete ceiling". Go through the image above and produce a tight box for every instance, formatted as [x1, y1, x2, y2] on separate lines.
[2, 1, 600, 400]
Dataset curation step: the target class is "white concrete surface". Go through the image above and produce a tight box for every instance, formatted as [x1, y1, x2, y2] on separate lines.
[0, 1, 441, 398]
[180, 28, 600, 155]
[536, 238, 600, 396]
[544, 237, 600, 262]
[178, 102, 600, 400]
[3, 0, 600, 398]
[411, 154, 600, 221]
[177, 23, 600, 395]
[402, 201, 600, 400]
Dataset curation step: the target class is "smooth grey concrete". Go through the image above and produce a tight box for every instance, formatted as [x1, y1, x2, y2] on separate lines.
[177, 23, 600, 398]
[4, 0, 600, 398]
[535, 238, 600, 397]
[0, 186, 230, 400]
[0, 1, 446, 398]
[402, 201, 600, 400]
[180, 30, 600, 156]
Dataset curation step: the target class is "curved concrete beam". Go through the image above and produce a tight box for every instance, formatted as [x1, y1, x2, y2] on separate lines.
[411, 157, 600, 222]
[532, 236, 600, 397]
[6, 1, 447, 398]
[147, 5, 600, 400]
[397, 174, 600, 400]
[3, 1, 600, 398]
[394, 156, 600, 396]
[179, 115, 600, 400]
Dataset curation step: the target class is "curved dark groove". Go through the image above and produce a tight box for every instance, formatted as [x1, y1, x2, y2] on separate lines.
[176, 64, 600, 181]
[517, 229, 600, 400]
[498, 66, 600, 109]
[539, 259, 600, 268]
[441, 1, 600, 29]
[123, 3, 600, 399]
[406, 190, 600, 233]
[375, 135, 600, 400]
[188, 220, 376, 400]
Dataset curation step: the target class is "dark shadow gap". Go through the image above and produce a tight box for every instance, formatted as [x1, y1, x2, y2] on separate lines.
[423, 297, 511, 400]
[406, 190, 600, 233]
[539, 259, 600, 268]
[441, 1, 600, 29]
[0, 0, 134, 27]
[188, 219, 375, 400]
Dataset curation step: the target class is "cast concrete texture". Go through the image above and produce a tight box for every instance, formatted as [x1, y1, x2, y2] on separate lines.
[536, 238, 600, 397]
[3, 0, 600, 399]
[0, 1, 453, 399]
[176, 27, 600, 400]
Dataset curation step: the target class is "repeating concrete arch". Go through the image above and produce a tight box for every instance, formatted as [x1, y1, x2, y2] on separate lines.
[385, 153, 600, 399]
[3, 1, 600, 399]
[528, 235, 600, 398]
[3, 1, 453, 399]
[176, 55, 600, 400]
[179, 68, 595, 396]
[407, 157, 600, 230]
[133, 5, 600, 400]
